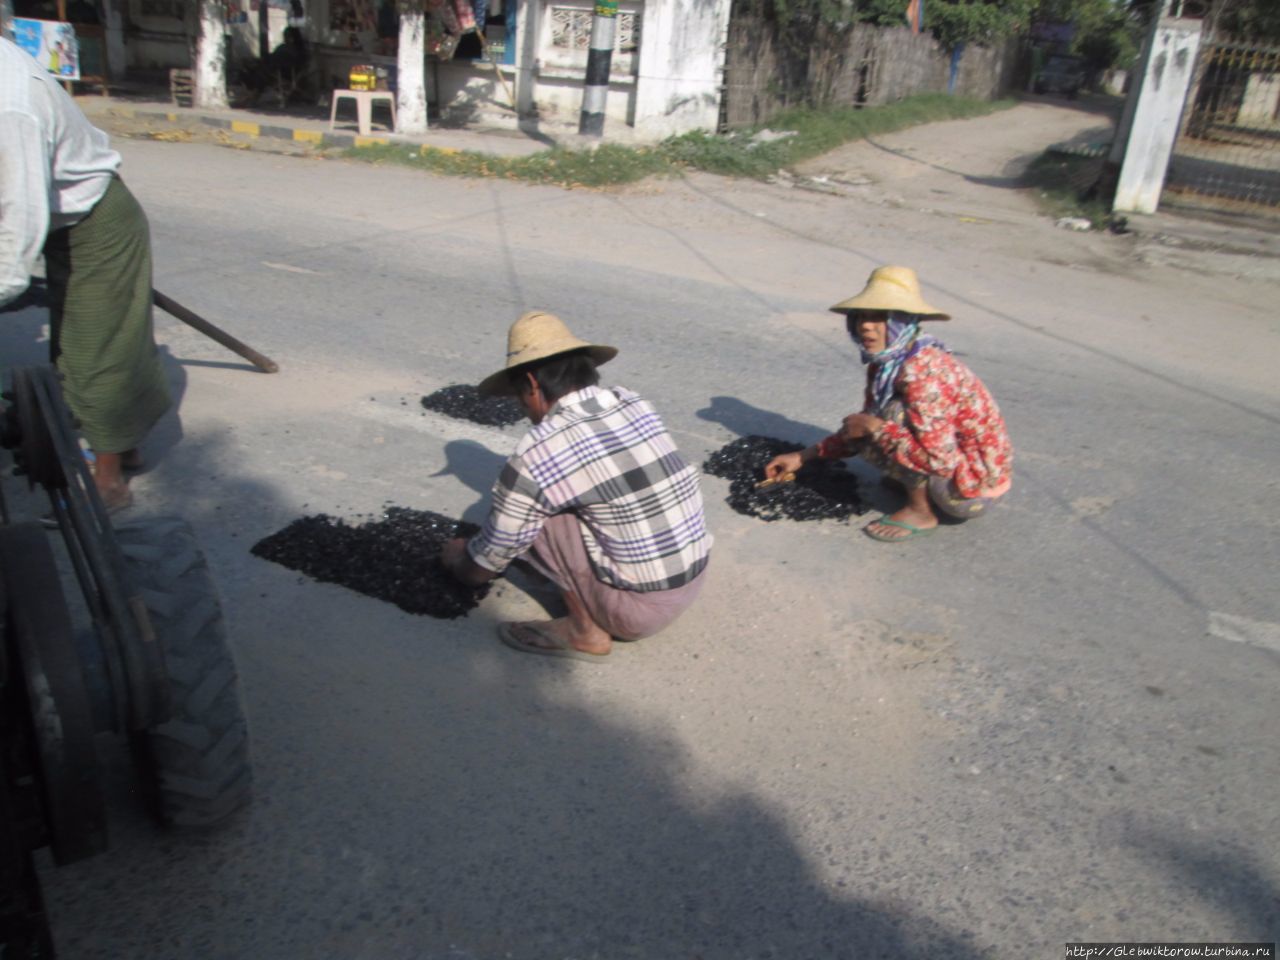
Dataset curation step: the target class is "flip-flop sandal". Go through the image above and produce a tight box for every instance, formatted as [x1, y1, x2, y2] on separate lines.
[498, 621, 610, 663]
[864, 517, 935, 543]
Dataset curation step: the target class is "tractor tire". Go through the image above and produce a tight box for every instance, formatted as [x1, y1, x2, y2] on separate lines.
[114, 517, 252, 829]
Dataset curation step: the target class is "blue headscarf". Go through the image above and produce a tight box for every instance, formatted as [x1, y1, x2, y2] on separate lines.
[856, 312, 947, 415]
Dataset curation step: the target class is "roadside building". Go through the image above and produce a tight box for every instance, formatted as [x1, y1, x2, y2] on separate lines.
[20, 0, 731, 139]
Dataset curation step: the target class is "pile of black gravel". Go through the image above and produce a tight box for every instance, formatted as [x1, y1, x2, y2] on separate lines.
[703, 435, 866, 523]
[251, 507, 489, 619]
[420, 384, 524, 427]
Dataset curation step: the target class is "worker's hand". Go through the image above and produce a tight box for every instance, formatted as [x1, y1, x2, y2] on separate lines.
[440, 538, 470, 579]
[840, 413, 883, 444]
[441, 538, 499, 587]
[764, 451, 804, 481]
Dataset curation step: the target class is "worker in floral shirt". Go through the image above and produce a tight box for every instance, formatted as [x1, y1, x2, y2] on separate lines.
[764, 265, 1012, 542]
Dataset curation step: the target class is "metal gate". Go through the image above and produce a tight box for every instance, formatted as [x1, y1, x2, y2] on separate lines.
[1164, 38, 1280, 212]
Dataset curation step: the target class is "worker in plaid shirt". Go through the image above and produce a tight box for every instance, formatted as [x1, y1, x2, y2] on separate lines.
[442, 311, 711, 662]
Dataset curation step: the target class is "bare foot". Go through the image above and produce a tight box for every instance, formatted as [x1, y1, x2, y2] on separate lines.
[515, 616, 612, 656]
[91, 452, 132, 511]
[94, 478, 134, 512]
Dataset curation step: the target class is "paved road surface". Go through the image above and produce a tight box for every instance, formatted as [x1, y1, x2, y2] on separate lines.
[5, 100, 1278, 959]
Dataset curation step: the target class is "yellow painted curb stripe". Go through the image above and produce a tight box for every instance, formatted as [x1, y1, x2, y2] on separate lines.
[423, 146, 461, 156]
[231, 120, 260, 136]
[293, 129, 323, 144]
[353, 136, 390, 148]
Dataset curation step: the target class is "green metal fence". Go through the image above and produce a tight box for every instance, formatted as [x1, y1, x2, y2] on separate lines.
[1165, 38, 1280, 212]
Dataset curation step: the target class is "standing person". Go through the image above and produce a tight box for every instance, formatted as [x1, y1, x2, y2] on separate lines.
[764, 265, 1013, 542]
[0, 36, 171, 511]
[442, 311, 712, 661]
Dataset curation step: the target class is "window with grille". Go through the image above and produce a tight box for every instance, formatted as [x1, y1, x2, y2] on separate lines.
[548, 6, 640, 54]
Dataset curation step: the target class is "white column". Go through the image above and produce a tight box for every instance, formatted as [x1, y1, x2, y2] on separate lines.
[1113, 17, 1202, 214]
[633, 0, 732, 138]
[196, 0, 229, 109]
[397, 10, 428, 133]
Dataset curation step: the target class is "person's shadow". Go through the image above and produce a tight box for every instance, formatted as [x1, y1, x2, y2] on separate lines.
[696, 394, 900, 513]
[432, 439, 506, 527]
[432, 438, 565, 612]
[696, 395, 832, 449]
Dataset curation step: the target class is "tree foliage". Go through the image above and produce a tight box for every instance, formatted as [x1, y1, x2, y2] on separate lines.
[926, 0, 1038, 50]
[1037, 0, 1142, 71]
[731, 0, 1278, 98]
[1196, 0, 1280, 41]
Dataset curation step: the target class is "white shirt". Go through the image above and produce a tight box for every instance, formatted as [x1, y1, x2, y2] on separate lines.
[0, 36, 121, 306]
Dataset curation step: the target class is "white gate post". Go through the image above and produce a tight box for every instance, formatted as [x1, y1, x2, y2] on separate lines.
[1112, 16, 1202, 214]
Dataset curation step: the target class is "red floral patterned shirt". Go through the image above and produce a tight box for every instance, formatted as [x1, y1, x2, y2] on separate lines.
[817, 346, 1013, 499]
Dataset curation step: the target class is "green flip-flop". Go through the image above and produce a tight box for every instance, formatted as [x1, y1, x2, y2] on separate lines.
[864, 517, 936, 543]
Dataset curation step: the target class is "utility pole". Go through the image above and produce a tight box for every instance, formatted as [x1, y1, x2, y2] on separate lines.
[258, 0, 270, 59]
[577, 0, 617, 136]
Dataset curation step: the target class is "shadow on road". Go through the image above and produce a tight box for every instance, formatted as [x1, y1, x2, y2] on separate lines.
[695, 395, 899, 514]
[431, 439, 506, 527]
[5, 391, 988, 957]
[1123, 820, 1280, 938]
[696, 395, 831, 448]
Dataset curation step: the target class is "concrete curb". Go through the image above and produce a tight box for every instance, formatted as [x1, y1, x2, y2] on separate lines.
[86, 96, 558, 158]
[106, 105, 393, 150]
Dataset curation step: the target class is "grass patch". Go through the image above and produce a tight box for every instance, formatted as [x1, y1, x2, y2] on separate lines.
[1022, 150, 1115, 226]
[666, 93, 1015, 178]
[343, 94, 1016, 187]
[344, 141, 674, 188]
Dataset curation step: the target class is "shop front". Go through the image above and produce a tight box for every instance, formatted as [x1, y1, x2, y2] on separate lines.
[28, 0, 730, 139]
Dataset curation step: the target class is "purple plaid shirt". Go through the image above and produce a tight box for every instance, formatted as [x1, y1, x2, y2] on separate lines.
[467, 386, 712, 592]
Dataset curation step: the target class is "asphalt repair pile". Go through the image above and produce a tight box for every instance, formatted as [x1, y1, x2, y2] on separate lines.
[421, 384, 523, 427]
[703, 436, 866, 522]
[251, 508, 489, 618]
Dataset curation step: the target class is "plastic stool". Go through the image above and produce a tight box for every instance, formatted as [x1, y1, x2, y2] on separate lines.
[329, 89, 397, 136]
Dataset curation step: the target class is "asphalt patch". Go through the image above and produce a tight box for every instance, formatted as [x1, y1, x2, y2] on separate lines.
[420, 384, 524, 427]
[703, 435, 866, 522]
[251, 507, 489, 618]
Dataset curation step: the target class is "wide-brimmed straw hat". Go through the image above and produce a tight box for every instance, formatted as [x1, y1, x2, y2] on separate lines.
[829, 265, 950, 320]
[478, 310, 618, 396]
